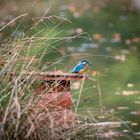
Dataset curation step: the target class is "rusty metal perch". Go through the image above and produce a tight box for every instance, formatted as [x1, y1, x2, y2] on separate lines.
[10, 71, 89, 81]
[9, 71, 88, 128]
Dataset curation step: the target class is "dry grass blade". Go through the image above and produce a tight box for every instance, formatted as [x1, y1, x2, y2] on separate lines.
[75, 78, 85, 113]
[0, 13, 28, 32]
[96, 78, 104, 115]
[32, 15, 72, 24]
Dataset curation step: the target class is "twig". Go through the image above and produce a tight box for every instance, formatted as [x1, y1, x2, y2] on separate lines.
[96, 78, 104, 115]
[75, 77, 85, 113]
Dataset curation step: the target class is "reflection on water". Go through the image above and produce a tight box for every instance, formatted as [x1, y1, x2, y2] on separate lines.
[67, 43, 98, 52]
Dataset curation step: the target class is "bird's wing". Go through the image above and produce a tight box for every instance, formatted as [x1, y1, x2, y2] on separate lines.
[71, 63, 85, 73]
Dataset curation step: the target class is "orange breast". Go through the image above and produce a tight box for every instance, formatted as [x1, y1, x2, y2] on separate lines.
[79, 64, 89, 74]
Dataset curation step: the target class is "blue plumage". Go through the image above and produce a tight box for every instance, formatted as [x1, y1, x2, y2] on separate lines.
[71, 60, 92, 74]
[71, 62, 85, 73]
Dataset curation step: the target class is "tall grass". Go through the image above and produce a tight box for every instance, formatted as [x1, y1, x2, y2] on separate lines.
[0, 14, 69, 139]
[0, 14, 136, 140]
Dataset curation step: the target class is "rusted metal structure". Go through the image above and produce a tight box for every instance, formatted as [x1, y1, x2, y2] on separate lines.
[11, 71, 88, 128]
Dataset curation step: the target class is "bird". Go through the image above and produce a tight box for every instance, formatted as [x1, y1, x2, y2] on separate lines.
[71, 60, 92, 74]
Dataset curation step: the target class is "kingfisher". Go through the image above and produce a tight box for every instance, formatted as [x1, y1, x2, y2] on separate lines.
[71, 60, 92, 74]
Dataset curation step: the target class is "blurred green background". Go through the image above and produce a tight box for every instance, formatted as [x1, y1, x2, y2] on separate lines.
[0, 0, 140, 133]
